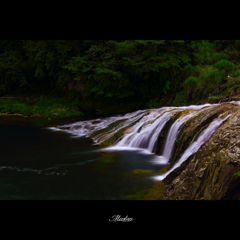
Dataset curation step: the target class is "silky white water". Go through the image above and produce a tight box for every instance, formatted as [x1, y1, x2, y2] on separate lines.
[54, 103, 215, 155]
[153, 113, 231, 181]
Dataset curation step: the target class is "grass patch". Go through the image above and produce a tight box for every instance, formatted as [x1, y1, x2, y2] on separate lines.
[0, 94, 84, 119]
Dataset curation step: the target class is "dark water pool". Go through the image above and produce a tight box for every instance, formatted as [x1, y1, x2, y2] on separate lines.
[0, 116, 166, 200]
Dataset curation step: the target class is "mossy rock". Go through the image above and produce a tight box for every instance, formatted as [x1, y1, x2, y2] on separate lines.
[126, 190, 148, 200]
[142, 181, 166, 200]
[89, 119, 128, 138]
[157, 166, 168, 175]
[99, 114, 147, 146]
[132, 169, 154, 174]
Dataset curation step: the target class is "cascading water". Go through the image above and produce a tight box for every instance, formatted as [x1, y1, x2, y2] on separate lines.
[153, 112, 232, 181]
[114, 110, 171, 152]
[54, 103, 216, 161]
[160, 112, 196, 163]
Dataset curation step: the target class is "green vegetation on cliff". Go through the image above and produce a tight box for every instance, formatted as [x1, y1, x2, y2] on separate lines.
[1, 40, 240, 116]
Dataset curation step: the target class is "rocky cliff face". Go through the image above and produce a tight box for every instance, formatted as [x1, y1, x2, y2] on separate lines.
[161, 102, 240, 200]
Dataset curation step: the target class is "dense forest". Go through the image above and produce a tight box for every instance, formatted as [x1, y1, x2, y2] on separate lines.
[1, 40, 240, 118]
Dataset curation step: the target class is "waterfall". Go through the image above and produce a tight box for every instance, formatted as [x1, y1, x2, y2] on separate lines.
[115, 110, 171, 152]
[54, 103, 215, 158]
[160, 112, 196, 163]
[153, 113, 231, 181]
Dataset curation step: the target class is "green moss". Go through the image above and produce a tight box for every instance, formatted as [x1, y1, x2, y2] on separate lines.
[208, 96, 222, 103]
[126, 190, 148, 200]
[132, 169, 154, 174]
[89, 119, 127, 138]
[142, 181, 166, 200]
[157, 166, 168, 175]
[175, 138, 181, 145]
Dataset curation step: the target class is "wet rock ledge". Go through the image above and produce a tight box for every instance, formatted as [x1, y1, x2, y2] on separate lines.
[161, 103, 240, 200]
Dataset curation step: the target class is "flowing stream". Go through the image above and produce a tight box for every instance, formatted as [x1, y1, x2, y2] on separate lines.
[0, 102, 234, 199]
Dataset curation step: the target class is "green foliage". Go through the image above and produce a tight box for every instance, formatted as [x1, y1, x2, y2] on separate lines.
[126, 189, 148, 200]
[234, 171, 240, 177]
[233, 69, 240, 77]
[208, 96, 222, 103]
[63, 40, 193, 105]
[173, 93, 186, 106]
[147, 98, 159, 109]
[0, 99, 31, 115]
[175, 138, 180, 145]
[163, 80, 171, 94]
[214, 59, 235, 71]
[223, 46, 240, 60]
[0, 40, 239, 114]
[227, 76, 240, 88]
[199, 68, 223, 86]
[183, 64, 195, 74]
[211, 52, 229, 62]
[184, 76, 198, 87]
[191, 40, 216, 65]
[0, 95, 84, 119]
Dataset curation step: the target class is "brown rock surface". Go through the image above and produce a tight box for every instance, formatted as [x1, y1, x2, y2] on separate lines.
[161, 104, 240, 200]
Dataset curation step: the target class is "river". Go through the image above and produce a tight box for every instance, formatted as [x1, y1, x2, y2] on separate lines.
[0, 115, 165, 200]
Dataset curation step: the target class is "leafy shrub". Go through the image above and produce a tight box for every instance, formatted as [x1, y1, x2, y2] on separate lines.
[223, 47, 240, 60]
[211, 52, 229, 62]
[193, 65, 204, 77]
[148, 98, 159, 109]
[229, 84, 240, 95]
[198, 68, 222, 87]
[233, 69, 240, 77]
[183, 64, 195, 74]
[173, 93, 186, 106]
[191, 40, 216, 64]
[227, 75, 240, 88]
[184, 76, 198, 87]
[214, 60, 235, 71]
